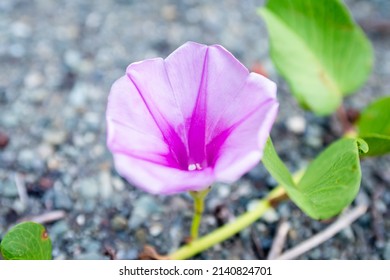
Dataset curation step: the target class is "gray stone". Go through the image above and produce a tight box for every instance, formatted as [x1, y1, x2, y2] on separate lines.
[341, 226, 355, 242]
[43, 130, 67, 145]
[384, 243, 390, 260]
[54, 189, 73, 210]
[1, 114, 19, 128]
[17, 149, 39, 170]
[246, 199, 260, 212]
[83, 199, 98, 212]
[49, 220, 70, 240]
[72, 177, 99, 199]
[116, 248, 138, 260]
[112, 176, 125, 192]
[24, 71, 44, 89]
[216, 184, 230, 199]
[99, 171, 113, 199]
[82, 239, 101, 253]
[69, 83, 88, 108]
[76, 214, 86, 226]
[149, 222, 163, 237]
[11, 21, 32, 38]
[8, 43, 26, 58]
[286, 115, 306, 134]
[278, 203, 291, 219]
[85, 12, 102, 29]
[262, 208, 280, 224]
[111, 215, 128, 231]
[64, 50, 82, 69]
[12, 200, 27, 214]
[0, 179, 18, 198]
[27, 89, 49, 103]
[128, 195, 162, 229]
[37, 143, 54, 159]
[355, 191, 370, 207]
[305, 126, 323, 148]
[75, 252, 108, 260]
[84, 112, 100, 130]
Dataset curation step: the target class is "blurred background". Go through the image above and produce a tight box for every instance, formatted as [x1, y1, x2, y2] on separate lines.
[0, 0, 389, 259]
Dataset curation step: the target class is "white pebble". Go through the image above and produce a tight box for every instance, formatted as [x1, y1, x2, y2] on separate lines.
[286, 115, 306, 134]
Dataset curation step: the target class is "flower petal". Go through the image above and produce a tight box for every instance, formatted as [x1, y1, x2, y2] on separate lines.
[211, 73, 278, 182]
[164, 42, 209, 129]
[127, 58, 190, 168]
[112, 153, 215, 194]
[165, 42, 250, 167]
[107, 76, 177, 166]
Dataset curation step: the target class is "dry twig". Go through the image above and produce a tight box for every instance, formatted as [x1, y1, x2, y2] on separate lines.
[103, 245, 117, 260]
[17, 210, 66, 224]
[267, 220, 291, 259]
[14, 173, 29, 208]
[139, 245, 170, 260]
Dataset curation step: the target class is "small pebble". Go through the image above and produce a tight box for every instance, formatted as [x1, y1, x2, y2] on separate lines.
[112, 176, 125, 191]
[161, 5, 177, 21]
[24, 72, 44, 89]
[128, 196, 162, 229]
[11, 21, 32, 38]
[99, 171, 113, 199]
[384, 243, 390, 260]
[1, 180, 18, 198]
[262, 208, 279, 223]
[43, 130, 67, 145]
[111, 215, 128, 231]
[72, 177, 99, 199]
[286, 115, 306, 134]
[76, 214, 86, 226]
[149, 223, 163, 236]
[0, 131, 9, 149]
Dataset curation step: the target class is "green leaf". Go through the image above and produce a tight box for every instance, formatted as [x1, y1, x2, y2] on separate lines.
[0, 222, 52, 260]
[262, 138, 306, 211]
[259, 0, 373, 115]
[356, 96, 390, 156]
[296, 138, 362, 219]
[262, 138, 296, 190]
[262, 138, 362, 220]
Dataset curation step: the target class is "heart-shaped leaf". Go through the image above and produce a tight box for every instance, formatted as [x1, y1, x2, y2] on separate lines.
[259, 0, 373, 115]
[356, 96, 390, 156]
[262, 138, 363, 219]
[296, 138, 362, 219]
[0, 222, 52, 260]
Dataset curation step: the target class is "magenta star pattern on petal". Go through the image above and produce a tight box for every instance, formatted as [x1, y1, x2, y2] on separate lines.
[106, 42, 278, 194]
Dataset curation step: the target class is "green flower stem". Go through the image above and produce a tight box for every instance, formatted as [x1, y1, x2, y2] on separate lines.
[170, 185, 287, 260]
[189, 187, 211, 240]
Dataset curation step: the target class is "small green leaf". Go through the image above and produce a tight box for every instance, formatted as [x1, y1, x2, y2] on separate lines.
[0, 222, 52, 260]
[357, 96, 390, 156]
[356, 138, 369, 154]
[259, 0, 373, 115]
[296, 138, 362, 219]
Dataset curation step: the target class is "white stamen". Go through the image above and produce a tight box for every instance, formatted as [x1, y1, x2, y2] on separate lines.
[188, 164, 196, 171]
[188, 163, 203, 171]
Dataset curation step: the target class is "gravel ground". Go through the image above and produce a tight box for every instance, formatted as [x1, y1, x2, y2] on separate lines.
[0, 0, 389, 260]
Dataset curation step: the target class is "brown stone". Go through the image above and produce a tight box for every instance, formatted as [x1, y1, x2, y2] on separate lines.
[0, 131, 9, 149]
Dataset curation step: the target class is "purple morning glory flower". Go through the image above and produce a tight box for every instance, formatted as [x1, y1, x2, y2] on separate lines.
[106, 42, 278, 195]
